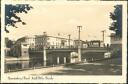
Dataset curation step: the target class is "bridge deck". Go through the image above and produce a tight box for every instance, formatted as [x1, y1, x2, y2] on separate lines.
[29, 47, 108, 53]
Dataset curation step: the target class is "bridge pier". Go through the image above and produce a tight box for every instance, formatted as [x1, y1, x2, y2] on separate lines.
[78, 47, 82, 62]
[64, 57, 66, 64]
[57, 57, 60, 64]
[43, 46, 47, 66]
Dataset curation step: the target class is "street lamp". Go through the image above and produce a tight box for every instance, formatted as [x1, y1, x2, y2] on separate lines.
[68, 34, 71, 48]
[101, 30, 106, 43]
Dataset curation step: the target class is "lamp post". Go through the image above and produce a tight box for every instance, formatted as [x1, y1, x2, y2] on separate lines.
[101, 30, 105, 43]
[68, 34, 71, 48]
[77, 26, 82, 62]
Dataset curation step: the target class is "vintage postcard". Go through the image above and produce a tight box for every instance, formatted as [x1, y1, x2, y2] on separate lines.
[1, 0, 127, 83]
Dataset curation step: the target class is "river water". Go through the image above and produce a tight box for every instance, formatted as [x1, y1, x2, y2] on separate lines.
[5, 57, 66, 73]
[5, 52, 105, 73]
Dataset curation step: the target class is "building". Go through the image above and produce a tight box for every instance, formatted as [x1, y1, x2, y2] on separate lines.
[35, 34, 47, 50]
[10, 36, 35, 57]
[35, 34, 75, 50]
[87, 40, 104, 48]
[110, 33, 122, 48]
[74, 40, 88, 48]
[11, 42, 29, 58]
[73, 40, 105, 48]
[21, 36, 36, 49]
[47, 36, 75, 49]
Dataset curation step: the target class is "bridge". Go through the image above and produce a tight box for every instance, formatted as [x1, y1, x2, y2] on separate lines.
[28, 47, 109, 64]
[29, 47, 109, 53]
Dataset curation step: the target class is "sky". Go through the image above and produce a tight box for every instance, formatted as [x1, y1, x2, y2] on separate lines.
[5, 3, 115, 44]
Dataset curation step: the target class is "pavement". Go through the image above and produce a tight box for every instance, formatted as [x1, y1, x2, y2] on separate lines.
[5, 57, 122, 76]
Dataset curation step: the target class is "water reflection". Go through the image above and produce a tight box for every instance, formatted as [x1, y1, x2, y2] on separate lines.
[5, 56, 69, 73]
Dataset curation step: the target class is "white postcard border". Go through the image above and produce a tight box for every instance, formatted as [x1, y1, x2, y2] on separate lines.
[1, 1, 127, 83]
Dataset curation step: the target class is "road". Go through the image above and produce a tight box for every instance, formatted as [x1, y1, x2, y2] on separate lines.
[43, 57, 122, 75]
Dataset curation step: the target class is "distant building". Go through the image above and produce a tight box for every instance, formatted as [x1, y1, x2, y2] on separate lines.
[73, 40, 104, 48]
[23, 36, 36, 49]
[87, 40, 104, 48]
[10, 36, 35, 57]
[11, 42, 29, 58]
[35, 34, 47, 50]
[17, 36, 36, 49]
[35, 34, 75, 50]
[74, 40, 89, 48]
[110, 33, 122, 48]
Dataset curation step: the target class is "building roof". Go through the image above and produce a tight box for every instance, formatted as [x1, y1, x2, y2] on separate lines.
[35, 35, 74, 41]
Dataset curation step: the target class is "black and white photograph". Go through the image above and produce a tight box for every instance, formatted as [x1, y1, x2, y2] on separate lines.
[1, 0, 127, 83]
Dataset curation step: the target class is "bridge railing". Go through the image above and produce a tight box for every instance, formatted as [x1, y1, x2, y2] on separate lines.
[29, 46, 110, 51]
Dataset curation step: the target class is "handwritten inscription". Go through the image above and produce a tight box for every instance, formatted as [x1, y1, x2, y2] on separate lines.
[8, 75, 54, 80]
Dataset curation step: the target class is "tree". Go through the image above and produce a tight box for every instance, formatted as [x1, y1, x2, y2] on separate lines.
[5, 4, 33, 33]
[6, 40, 13, 48]
[109, 5, 122, 37]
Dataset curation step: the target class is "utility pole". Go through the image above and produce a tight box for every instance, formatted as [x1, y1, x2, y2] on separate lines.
[68, 34, 71, 48]
[101, 30, 105, 43]
[77, 26, 82, 62]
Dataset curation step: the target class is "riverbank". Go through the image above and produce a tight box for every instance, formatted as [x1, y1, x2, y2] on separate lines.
[5, 56, 29, 61]
[5, 57, 122, 75]
[5, 65, 64, 75]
